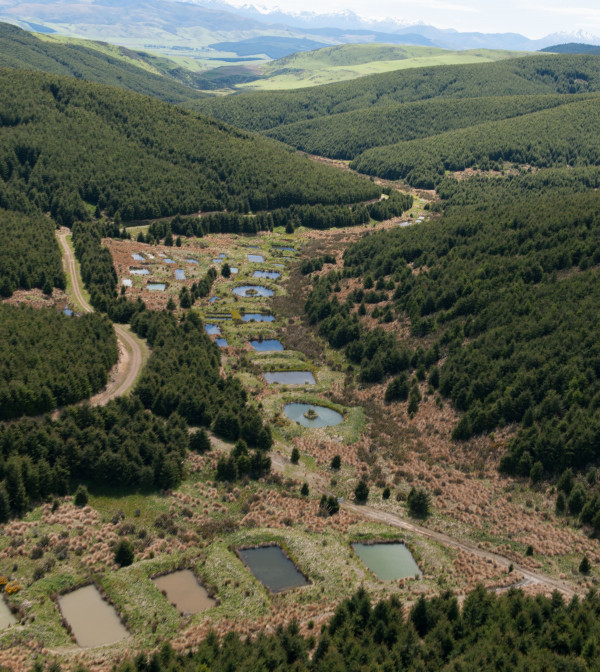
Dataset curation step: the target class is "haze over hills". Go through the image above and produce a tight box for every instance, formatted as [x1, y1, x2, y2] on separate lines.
[1, 0, 600, 61]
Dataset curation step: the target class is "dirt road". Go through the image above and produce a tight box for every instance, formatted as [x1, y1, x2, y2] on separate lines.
[267, 451, 580, 598]
[57, 230, 148, 405]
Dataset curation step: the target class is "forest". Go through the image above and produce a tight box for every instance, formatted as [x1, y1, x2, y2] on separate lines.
[195, 54, 600, 131]
[304, 166, 600, 480]
[0, 69, 380, 224]
[0, 208, 65, 298]
[108, 586, 600, 672]
[0, 305, 118, 419]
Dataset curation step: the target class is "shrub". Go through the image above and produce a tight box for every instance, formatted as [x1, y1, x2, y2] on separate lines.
[73, 484, 89, 508]
[354, 480, 369, 503]
[407, 487, 430, 518]
[114, 539, 135, 567]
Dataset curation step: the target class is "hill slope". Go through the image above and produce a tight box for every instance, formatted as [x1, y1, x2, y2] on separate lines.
[0, 69, 379, 223]
[0, 22, 206, 103]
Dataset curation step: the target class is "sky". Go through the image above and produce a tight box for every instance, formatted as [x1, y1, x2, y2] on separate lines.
[228, 0, 600, 39]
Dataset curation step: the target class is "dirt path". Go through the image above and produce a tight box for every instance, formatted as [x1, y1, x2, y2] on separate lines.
[57, 230, 148, 406]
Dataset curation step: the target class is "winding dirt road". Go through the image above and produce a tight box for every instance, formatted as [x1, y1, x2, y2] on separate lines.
[57, 230, 148, 406]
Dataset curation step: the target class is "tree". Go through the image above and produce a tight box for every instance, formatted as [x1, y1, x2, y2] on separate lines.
[382, 486, 391, 500]
[221, 263, 231, 278]
[354, 480, 369, 503]
[291, 448, 300, 464]
[166, 297, 176, 311]
[175, 236, 182, 247]
[556, 491, 566, 515]
[407, 487, 430, 518]
[580, 555, 591, 574]
[331, 455, 341, 470]
[301, 483, 309, 496]
[530, 461, 544, 485]
[568, 483, 586, 515]
[73, 484, 89, 507]
[114, 539, 134, 567]
[189, 428, 211, 453]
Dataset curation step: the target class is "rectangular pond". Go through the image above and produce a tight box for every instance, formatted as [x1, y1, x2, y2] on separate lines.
[248, 254, 264, 263]
[0, 599, 15, 631]
[253, 270, 281, 280]
[233, 285, 274, 298]
[204, 324, 221, 335]
[215, 338, 228, 348]
[164, 258, 175, 264]
[186, 258, 199, 265]
[238, 546, 309, 593]
[131, 253, 145, 261]
[147, 283, 166, 291]
[58, 584, 129, 648]
[273, 246, 295, 252]
[264, 371, 315, 385]
[152, 570, 215, 615]
[250, 340, 284, 352]
[352, 543, 421, 581]
[174, 269, 186, 280]
[242, 313, 275, 322]
[122, 278, 132, 287]
[129, 267, 150, 275]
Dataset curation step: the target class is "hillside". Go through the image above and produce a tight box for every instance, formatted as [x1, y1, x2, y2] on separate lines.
[541, 43, 600, 54]
[234, 44, 529, 91]
[195, 54, 600, 129]
[0, 22, 206, 103]
[0, 68, 379, 223]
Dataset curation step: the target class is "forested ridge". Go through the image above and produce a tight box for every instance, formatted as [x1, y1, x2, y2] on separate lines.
[195, 55, 600, 131]
[0, 22, 204, 105]
[0, 69, 380, 224]
[107, 586, 600, 672]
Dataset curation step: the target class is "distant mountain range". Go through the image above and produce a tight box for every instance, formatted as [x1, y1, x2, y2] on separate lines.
[0, 0, 599, 58]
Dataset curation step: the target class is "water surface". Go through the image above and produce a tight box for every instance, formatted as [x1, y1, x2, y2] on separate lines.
[164, 258, 175, 264]
[174, 269, 186, 280]
[131, 253, 145, 261]
[250, 340, 283, 352]
[122, 278, 132, 287]
[248, 254, 264, 263]
[253, 270, 280, 280]
[215, 338, 228, 348]
[284, 403, 343, 428]
[242, 313, 275, 322]
[152, 570, 215, 615]
[186, 259, 199, 265]
[273, 246, 295, 252]
[352, 543, 421, 581]
[204, 324, 221, 335]
[0, 600, 15, 631]
[233, 285, 274, 298]
[129, 267, 150, 275]
[265, 371, 315, 385]
[147, 283, 166, 291]
[238, 546, 308, 592]
[58, 585, 128, 648]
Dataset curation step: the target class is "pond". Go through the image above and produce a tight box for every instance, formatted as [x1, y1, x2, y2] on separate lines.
[273, 245, 295, 252]
[352, 543, 422, 581]
[242, 313, 275, 322]
[398, 221, 412, 227]
[233, 285, 274, 298]
[284, 403, 343, 428]
[129, 267, 150, 275]
[63, 307, 74, 317]
[131, 253, 145, 261]
[122, 278, 132, 287]
[174, 269, 186, 280]
[152, 570, 215, 615]
[238, 546, 309, 593]
[272, 263, 285, 268]
[250, 339, 283, 352]
[209, 296, 220, 303]
[0, 599, 15, 631]
[204, 324, 221, 335]
[147, 283, 166, 291]
[58, 584, 129, 648]
[248, 254, 264, 263]
[186, 258, 199, 264]
[212, 258, 222, 263]
[215, 338, 228, 348]
[218, 253, 227, 258]
[164, 258, 175, 264]
[253, 270, 280, 280]
[265, 371, 316, 385]
[230, 267, 239, 274]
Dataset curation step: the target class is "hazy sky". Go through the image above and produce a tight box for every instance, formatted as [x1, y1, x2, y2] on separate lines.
[230, 0, 600, 38]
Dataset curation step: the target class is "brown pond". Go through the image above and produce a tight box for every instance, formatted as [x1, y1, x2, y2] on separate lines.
[58, 584, 129, 648]
[0, 599, 15, 631]
[152, 569, 215, 614]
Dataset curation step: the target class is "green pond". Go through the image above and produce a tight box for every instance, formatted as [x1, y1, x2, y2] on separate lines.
[352, 543, 421, 581]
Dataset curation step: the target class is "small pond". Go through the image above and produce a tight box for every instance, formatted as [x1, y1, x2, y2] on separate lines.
[209, 296, 220, 303]
[230, 267, 239, 274]
[272, 263, 285, 268]
[58, 584, 128, 648]
[147, 283, 166, 291]
[174, 269, 186, 280]
[0, 599, 15, 631]
[284, 403, 343, 428]
[204, 324, 221, 335]
[238, 546, 309, 593]
[164, 258, 175, 264]
[273, 245, 295, 252]
[152, 570, 215, 615]
[247, 245, 260, 249]
[242, 313, 275, 322]
[215, 338, 228, 348]
[248, 254, 264, 263]
[218, 253, 227, 258]
[233, 285, 274, 298]
[131, 253, 145, 261]
[63, 307, 74, 317]
[352, 543, 422, 581]
[265, 371, 315, 385]
[398, 221, 412, 227]
[250, 339, 283, 352]
[186, 258, 199, 264]
[129, 267, 150, 275]
[122, 278, 132, 287]
[253, 270, 280, 280]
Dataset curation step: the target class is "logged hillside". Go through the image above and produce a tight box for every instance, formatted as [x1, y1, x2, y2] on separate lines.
[194, 55, 600, 131]
[0, 22, 204, 104]
[0, 69, 380, 223]
[305, 167, 600, 478]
